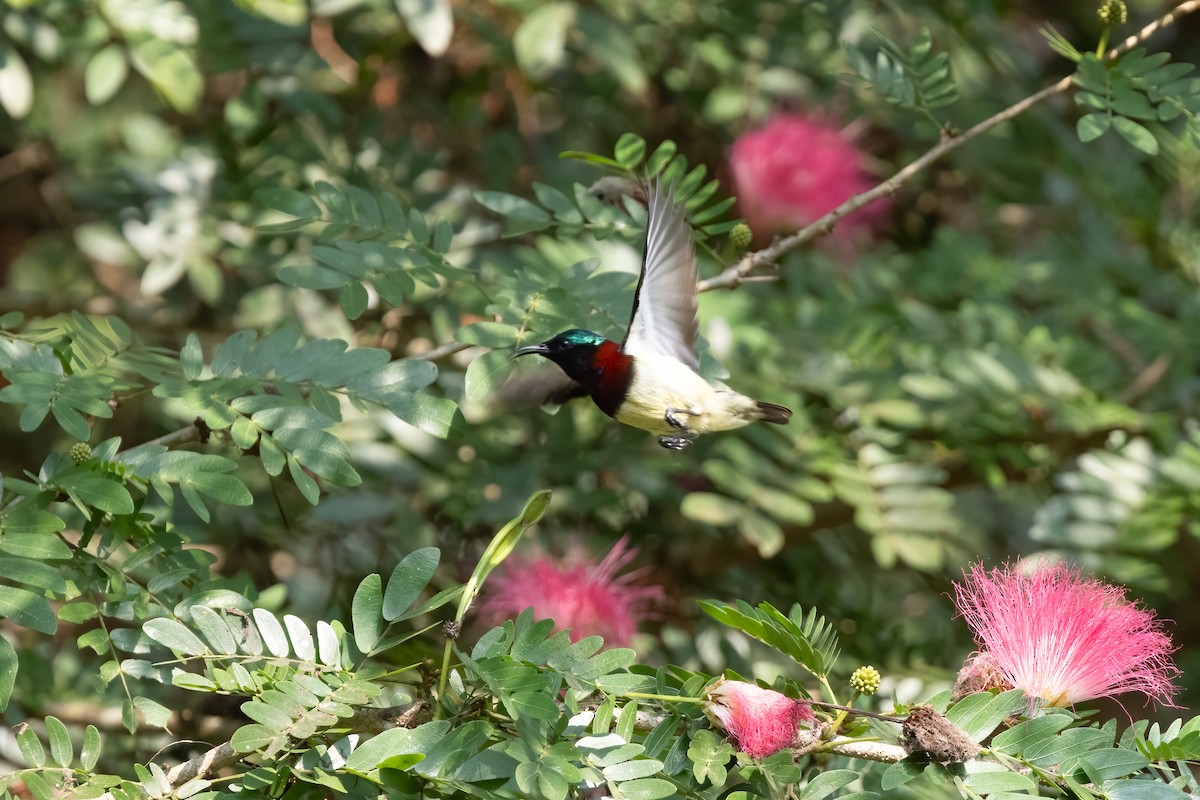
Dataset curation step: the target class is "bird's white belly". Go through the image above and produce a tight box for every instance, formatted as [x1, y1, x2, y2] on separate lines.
[613, 355, 759, 435]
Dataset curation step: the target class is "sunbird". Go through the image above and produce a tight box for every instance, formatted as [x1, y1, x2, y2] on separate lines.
[512, 179, 792, 450]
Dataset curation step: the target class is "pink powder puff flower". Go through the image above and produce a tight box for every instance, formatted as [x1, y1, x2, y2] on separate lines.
[952, 561, 1179, 709]
[729, 113, 886, 243]
[477, 536, 661, 648]
[704, 679, 815, 758]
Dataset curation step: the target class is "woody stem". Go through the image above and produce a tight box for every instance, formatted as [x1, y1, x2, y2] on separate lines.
[698, 0, 1200, 294]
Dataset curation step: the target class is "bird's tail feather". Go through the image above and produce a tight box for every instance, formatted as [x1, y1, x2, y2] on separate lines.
[755, 401, 792, 425]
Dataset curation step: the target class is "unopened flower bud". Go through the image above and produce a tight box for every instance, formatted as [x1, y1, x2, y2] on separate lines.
[1098, 0, 1127, 25]
[70, 442, 92, 465]
[730, 222, 752, 252]
[704, 678, 815, 759]
[850, 665, 881, 695]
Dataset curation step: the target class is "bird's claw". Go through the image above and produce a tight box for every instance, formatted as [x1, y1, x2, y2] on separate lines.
[665, 406, 698, 430]
[658, 433, 696, 450]
[663, 408, 699, 448]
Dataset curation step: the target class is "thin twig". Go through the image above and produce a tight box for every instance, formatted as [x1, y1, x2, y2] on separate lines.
[411, 340, 472, 362]
[151, 700, 902, 792]
[568, 707, 908, 763]
[807, 699, 905, 723]
[139, 424, 202, 450]
[159, 701, 427, 787]
[1086, 319, 1173, 404]
[1111, 0, 1200, 54]
[162, 742, 237, 786]
[1119, 354, 1172, 404]
[0, 142, 52, 184]
[825, 738, 909, 763]
[698, 0, 1200, 293]
[1089, 319, 1147, 372]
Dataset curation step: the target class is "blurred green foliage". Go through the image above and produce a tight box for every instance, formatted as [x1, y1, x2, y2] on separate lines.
[2, 0, 1200, 796]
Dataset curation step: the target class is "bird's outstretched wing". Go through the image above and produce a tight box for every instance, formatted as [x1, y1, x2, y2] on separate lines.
[621, 179, 700, 370]
[490, 359, 589, 412]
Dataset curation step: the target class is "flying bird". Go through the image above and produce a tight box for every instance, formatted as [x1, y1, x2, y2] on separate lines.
[512, 178, 791, 450]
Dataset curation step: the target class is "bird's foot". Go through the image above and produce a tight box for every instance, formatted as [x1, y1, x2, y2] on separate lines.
[664, 406, 701, 430]
[658, 432, 696, 451]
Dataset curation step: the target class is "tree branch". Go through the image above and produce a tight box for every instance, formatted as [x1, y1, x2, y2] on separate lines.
[138, 423, 204, 450]
[162, 741, 238, 787]
[823, 738, 909, 763]
[159, 700, 428, 787]
[150, 698, 905, 794]
[0, 142, 53, 184]
[411, 340, 471, 362]
[568, 707, 908, 763]
[697, 0, 1200, 293]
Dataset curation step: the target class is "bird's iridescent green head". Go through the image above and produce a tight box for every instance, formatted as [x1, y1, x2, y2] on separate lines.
[512, 329, 612, 380]
[552, 329, 607, 348]
[513, 329, 607, 358]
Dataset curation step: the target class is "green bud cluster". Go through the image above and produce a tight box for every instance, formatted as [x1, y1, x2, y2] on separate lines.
[730, 222, 752, 252]
[1098, 0, 1127, 25]
[850, 665, 881, 695]
[69, 442, 92, 465]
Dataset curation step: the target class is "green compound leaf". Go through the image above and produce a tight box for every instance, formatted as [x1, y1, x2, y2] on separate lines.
[45, 715, 72, 768]
[85, 44, 129, 105]
[255, 187, 322, 220]
[1077, 112, 1112, 142]
[352, 573, 384, 653]
[0, 585, 56, 634]
[798, 769, 861, 800]
[991, 715, 1074, 757]
[945, 689, 1026, 741]
[0, 637, 16, 711]
[0, 44, 34, 119]
[343, 727, 428, 773]
[143, 618, 209, 656]
[698, 599, 839, 679]
[383, 548, 440, 621]
[687, 729, 733, 786]
[80, 725, 101, 771]
[614, 132, 647, 168]
[16, 724, 45, 767]
[881, 759, 924, 791]
[1111, 116, 1159, 154]
[475, 191, 551, 222]
[56, 472, 135, 515]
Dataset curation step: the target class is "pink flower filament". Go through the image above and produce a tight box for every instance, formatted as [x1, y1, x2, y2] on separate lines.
[477, 536, 661, 648]
[953, 562, 1178, 709]
[729, 113, 886, 241]
[704, 679, 814, 758]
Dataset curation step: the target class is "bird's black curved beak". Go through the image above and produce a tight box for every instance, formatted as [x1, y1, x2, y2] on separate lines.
[512, 343, 550, 359]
